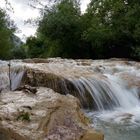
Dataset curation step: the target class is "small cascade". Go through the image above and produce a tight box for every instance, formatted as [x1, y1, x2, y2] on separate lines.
[10, 66, 25, 90]
[0, 58, 139, 140]
[20, 58, 140, 111]
[69, 75, 140, 110]
[0, 61, 25, 92]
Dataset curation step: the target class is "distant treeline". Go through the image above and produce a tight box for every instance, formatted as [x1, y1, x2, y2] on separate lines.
[0, 0, 140, 60]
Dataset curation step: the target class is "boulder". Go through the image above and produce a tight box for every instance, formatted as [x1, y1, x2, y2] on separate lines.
[0, 88, 103, 140]
[21, 69, 97, 108]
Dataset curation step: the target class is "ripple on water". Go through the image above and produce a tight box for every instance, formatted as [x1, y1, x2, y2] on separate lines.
[86, 108, 140, 140]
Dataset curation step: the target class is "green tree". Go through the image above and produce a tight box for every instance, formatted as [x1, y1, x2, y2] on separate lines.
[37, 0, 90, 58]
[84, 0, 140, 59]
[0, 8, 15, 59]
[26, 36, 44, 58]
[12, 44, 28, 59]
[26, 0, 140, 60]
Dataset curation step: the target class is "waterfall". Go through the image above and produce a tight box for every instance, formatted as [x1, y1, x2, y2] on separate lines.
[18, 58, 140, 111]
[69, 74, 140, 110]
[10, 66, 25, 90]
[0, 61, 25, 92]
[0, 58, 139, 140]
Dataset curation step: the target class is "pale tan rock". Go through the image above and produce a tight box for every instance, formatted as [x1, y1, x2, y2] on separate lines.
[81, 130, 104, 140]
[1, 58, 139, 140]
[0, 88, 103, 140]
[119, 72, 140, 88]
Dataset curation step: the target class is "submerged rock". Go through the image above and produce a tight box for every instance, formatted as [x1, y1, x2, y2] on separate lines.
[0, 88, 103, 140]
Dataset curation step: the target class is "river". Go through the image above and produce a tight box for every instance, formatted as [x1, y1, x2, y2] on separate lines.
[0, 58, 140, 140]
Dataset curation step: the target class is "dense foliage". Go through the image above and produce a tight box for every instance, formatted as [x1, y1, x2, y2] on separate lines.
[0, 8, 15, 59]
[30, 0, 88, 58]
[0, 0, 140, 60]
[0, 8, 26, 59]
[84, 0, 140, 59]
[26, 0, 140, 60]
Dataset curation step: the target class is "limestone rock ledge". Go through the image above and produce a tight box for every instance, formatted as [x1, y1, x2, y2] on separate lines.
[0, 88, 103, 140]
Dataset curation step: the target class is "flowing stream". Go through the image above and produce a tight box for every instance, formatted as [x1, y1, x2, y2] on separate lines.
[81, 63, 140, 140]
[85, 74, 140, 140]
[0, 60, 25, 92]
[45, 59, 140, 140]
[0, 59, 140, 140]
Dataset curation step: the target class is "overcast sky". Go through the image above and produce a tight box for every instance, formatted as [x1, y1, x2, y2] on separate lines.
[1, 0, 90, 41]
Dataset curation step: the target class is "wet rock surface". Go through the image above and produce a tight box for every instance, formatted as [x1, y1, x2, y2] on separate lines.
[20, 58, 140, 109]
[0, 58, 140, 109]
[0, 58, 140, 140]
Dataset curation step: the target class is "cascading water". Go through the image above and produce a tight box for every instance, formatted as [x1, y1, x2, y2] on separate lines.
[68, 74, 140, 140]
[69, 63, 140, 140]
[52, 59, 139, 140]
[0, 58, 140, 140]
[0, 61, 25, 92]
[69, 75, 140, 110]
